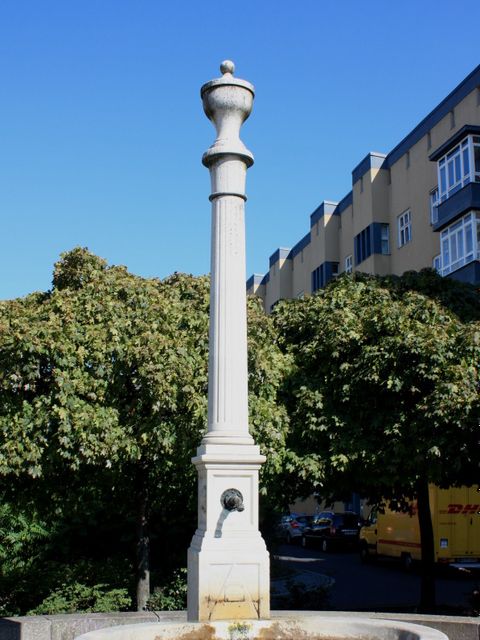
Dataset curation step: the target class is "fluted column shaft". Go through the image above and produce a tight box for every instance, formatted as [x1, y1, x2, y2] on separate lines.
[205, 156, 251, 443]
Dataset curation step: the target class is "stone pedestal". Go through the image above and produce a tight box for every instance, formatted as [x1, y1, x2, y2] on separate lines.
[187, 61, 270, 622]
[187, 446, 270, 621]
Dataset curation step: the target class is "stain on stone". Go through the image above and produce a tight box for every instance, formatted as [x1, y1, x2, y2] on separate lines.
[257, 622, 339, 640]
[206, 595, 260, 621]
[154, 623, 343, 640]
[155, 624, 216, 640]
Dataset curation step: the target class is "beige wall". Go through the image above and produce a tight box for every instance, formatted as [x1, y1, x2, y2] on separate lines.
[389, 134, 438, 274]
[324, 214, 340, 262]
[263, 256, 293, 312]
[292, 241, 312, 299]
[353, 166, 392, 276]
[352, 173, 374, 236]
[371, 168, 390, 223]
[279, 259, 293, 300]
[249, 78, 480, 311]
[309, 221, 325, 272]
[310, 215, 339, 268]
[247, 281, 265, 298]
[389, 90, 480, 276]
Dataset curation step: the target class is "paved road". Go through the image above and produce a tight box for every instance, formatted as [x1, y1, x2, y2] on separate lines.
[274, 542, 479, 612]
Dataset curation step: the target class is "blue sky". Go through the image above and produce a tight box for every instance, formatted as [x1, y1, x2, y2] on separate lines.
[1, 0, 479, 299]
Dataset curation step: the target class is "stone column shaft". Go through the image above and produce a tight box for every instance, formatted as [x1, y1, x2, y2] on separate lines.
[207, 158, 250, 442]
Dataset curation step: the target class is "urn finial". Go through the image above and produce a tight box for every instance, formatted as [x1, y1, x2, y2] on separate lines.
[200, 61, 255, 168]
[220, 60, 235, 75]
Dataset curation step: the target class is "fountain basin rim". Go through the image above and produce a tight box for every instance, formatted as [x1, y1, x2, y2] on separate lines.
[74, 615, 449, 640]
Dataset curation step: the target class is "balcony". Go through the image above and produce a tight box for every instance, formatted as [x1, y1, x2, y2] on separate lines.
[433, 182, 480, 231]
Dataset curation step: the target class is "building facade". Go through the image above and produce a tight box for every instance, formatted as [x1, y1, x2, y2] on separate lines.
[247, 65, 480, 312]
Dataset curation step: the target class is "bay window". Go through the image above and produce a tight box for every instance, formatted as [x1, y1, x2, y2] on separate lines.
[437, 135, 480, 202]
[438, 211, 480, 275]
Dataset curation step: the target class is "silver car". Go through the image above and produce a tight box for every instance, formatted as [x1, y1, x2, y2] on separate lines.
[278, 514, 312, 544]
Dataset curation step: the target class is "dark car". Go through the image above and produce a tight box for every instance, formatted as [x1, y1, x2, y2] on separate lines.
[277, 514, 312, 544]
[301, 511, 360, 552]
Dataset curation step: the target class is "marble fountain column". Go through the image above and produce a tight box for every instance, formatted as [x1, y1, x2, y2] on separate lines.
[73, 59, 449, 640]
[187, 60, 270, 622]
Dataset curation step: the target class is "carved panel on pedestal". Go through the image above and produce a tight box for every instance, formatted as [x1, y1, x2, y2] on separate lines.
[207, 563, 259, 620]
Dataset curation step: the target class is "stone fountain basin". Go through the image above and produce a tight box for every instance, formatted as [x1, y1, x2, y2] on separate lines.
[75, 615, 449, 640]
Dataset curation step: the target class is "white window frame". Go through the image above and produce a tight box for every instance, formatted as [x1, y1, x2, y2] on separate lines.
[345, 254, 353, 274]
[437, 135, 480, 203]
[397, 210, 412, 247]
[439, 211, 480, 275]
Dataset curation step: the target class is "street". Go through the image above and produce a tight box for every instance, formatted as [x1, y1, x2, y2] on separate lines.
[274, 542, 479, 613]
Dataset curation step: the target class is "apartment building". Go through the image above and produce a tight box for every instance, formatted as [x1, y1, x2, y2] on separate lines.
[247, 65, 480, 312]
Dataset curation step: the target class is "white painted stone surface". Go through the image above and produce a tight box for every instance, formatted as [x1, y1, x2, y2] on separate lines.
[75, 617, 450, 640]
[187, 61, 270, 622]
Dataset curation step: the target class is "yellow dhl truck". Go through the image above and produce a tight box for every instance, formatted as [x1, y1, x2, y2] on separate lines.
[359, 485, 480, 569]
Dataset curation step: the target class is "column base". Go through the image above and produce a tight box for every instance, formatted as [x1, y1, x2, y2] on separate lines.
[187, 536, 270, 621]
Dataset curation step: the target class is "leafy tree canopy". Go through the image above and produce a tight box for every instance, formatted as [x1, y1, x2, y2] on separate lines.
[0, 248, 289, 486]
[274, 273, 480, 503]
[0, 248, 290, 613]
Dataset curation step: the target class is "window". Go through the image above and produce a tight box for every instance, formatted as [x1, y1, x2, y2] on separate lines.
[437, 135, 480, 202]
[438, 211, 480, 275]
[354, 223, 390, 265]
[475, 137, 480, 175]
[430, 188, 439, 225]
[433, 254, 441, 273]
[345, 254, 353, 274]
[397, 210, 412, 247]
[355, 227, 371, 265]
[311, 262, 339, 292]
[380, 224, 390, 255]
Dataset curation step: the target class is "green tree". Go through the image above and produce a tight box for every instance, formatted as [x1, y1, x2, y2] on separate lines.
[274, 274, 480, 611]
[380, 268, 480, 323]
[0, 248, 289, 612]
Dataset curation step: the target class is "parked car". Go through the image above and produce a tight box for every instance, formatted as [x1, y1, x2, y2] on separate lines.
[277, 514, 312, 544]
[301, 511, 360, 552]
